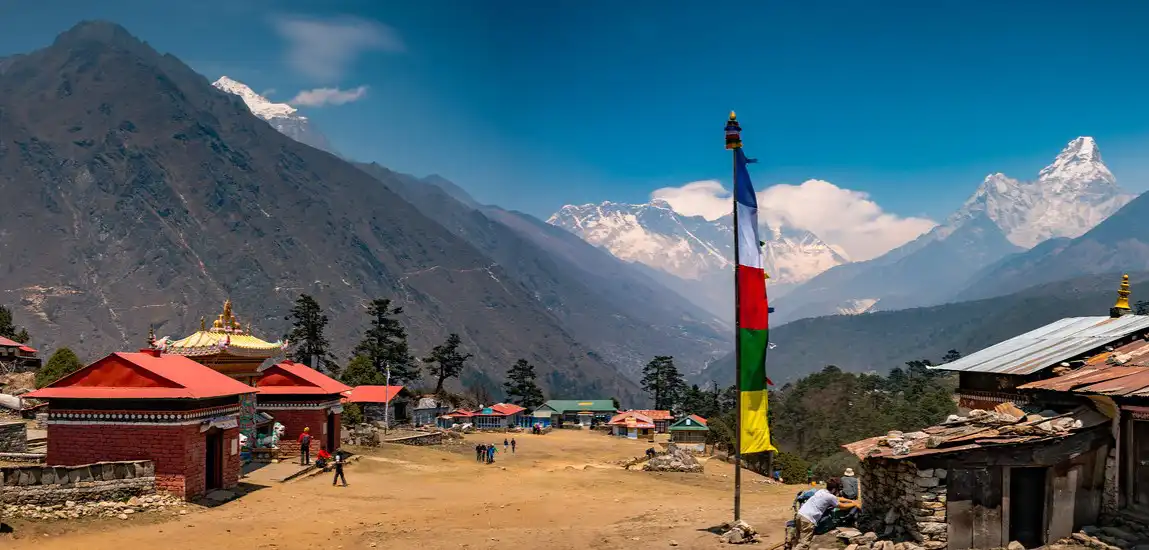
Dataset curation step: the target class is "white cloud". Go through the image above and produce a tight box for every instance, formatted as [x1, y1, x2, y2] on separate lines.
[651, 179, 937, 261]
[271, 15, 403, 82]
[291, 86, 369, 107]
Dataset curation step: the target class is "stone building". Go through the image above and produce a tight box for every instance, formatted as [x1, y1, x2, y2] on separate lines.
[26, 349, 256, 500]
[844, 405, 1111, 549]
[255, 360, 350, 457]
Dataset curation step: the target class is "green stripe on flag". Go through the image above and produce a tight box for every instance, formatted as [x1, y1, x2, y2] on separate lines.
[738, 328, 768, 392]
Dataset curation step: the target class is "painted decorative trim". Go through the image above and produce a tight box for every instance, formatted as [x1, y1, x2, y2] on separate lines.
[257, 399, 342, 411]
[47, 405, 241, 426]
[956, 390, 1031, 405]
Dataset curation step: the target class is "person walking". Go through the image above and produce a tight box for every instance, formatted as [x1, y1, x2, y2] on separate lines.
[475, 444, 483, 462]
[486, 443, 496, 464]
[511, 438, 517, 454]
[299, 427, 313, 465]
[332, 449, 348, 487]
[503, 437, 509, 454]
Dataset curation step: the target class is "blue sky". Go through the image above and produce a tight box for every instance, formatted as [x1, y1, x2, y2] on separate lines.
[3, 0, 1149, 254]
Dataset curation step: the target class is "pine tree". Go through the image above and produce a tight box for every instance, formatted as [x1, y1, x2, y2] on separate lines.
[503, 359, 545, 408]
[35, 348, 83, 388]
[422, 333, 473, 393]
[0, 305, 30, 344]
[285, 294, 339, 375]
[640, 355, 685, 411]
[353, 298, 419, 384]
[340, 354, 386, 387]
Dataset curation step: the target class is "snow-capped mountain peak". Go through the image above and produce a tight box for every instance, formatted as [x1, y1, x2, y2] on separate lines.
[1037, 136, 1115, 188]
[212, 76, 297, 119]
[212, 76, 336, 155]
[944, 136, 1129, 248]
[547, 201, 847, 286]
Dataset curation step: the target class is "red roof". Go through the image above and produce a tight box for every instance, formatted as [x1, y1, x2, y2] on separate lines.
[18, 346, 36, 353]
[0, 336, 22, 347]
[345, 385, 404, 404]
[688, 415, 708, 426]
[608, 411, 656, 429]
[25, 351, 258, 400]
[256, 360, 352, 395]
[626, 409, 673, 421]
[445, 409, 475, 418]
[488, 403, 526, 416]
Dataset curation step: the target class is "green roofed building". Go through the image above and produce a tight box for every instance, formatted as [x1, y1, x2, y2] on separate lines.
[534, 400, 617, 428]
[669, 415, 709, 452]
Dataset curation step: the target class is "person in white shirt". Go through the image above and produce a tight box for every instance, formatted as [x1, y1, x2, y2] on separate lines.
[793, 478, 859, 550]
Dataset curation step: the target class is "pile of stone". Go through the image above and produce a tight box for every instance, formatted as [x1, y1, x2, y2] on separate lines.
[855, 460, 947, 548]
[344, 424, 381, 446]
[642, 443, 703, 473]
[3, 493, 185, 521]
[1058, 525, 1146, 550]
[718, 519, 757, 544]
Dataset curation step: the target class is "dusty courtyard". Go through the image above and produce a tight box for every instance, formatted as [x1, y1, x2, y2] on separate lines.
[2, 430, 795, 549]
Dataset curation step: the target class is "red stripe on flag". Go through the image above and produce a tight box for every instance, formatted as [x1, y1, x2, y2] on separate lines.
[736, 265, 768, 330]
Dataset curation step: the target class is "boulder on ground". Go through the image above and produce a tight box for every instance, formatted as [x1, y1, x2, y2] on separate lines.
[719, 519, 757, 544]
[642, 443, 703, 473]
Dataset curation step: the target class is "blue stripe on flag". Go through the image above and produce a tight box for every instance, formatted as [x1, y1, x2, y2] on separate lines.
[735, 148, 757, 209]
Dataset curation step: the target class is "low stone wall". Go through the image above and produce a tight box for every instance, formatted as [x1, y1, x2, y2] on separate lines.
[859, 458, 948, 548]
[385, 432, 443, 446]
[0, 461, 156, 505]
[0, 420, 27, 452]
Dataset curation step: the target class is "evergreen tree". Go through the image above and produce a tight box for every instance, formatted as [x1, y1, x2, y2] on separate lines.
[610, 396, 621, 410]
[285, 294, 339, 375]
[340, 354, 386, 387]
[942, 349, 962, 364]
[353, 298, 419, 384]
[503, 359, 545, 408]
[640, 355, 686, 411]
[35, 348, 83, 388]
[422, 333, 473, 393]
[681, 384, 711, 417]
[0, 305, 29, 344]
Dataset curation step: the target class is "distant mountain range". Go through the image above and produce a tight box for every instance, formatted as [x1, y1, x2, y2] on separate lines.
[547, 200, 847, 318]
[548, 138, 1132, 325]
[212, 76, 336, 155]
[694, 271, 1144, 386]
[0, 20, 727, 402]
[770, 136, 1133, 323]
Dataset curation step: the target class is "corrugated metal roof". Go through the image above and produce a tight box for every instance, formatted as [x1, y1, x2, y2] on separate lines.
[1020, 364, 1149, 397]
[931, 315, 1149, 375]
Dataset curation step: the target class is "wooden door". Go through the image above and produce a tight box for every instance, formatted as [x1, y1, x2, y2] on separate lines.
[1132, 420, 1149, 512]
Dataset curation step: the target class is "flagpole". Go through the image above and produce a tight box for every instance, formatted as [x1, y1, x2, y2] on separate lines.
[728, 111, 743, 522]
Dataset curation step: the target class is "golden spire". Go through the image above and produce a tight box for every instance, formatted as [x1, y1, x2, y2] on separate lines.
[147, 325, 155, 346]
[729, 111, 737, 120]
[1115, 274, 1132, 311]
[200, 316, 206, 331]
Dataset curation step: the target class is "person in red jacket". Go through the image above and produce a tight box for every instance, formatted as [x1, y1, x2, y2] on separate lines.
[299, 427, 313, 465]
[316, 445, 332, 470]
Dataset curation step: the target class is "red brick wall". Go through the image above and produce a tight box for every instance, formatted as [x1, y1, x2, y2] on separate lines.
[46, 423, 241, 500]
[263, 408, 326, 455]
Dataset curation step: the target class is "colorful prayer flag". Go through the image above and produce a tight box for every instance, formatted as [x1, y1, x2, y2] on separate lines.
[734, 147, 775, 455]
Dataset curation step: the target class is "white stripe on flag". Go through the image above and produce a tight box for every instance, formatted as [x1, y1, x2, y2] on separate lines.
[736, 202, 762, 268]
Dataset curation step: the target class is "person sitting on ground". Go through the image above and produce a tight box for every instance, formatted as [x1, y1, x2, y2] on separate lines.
[840, 467, 859, 500]
[793, 477, 859, 550]
[316, 445, 332, 470]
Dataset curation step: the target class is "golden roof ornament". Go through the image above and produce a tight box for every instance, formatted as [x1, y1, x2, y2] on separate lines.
[1112, 274, 1132, 318]
[147, 325, 156, 346]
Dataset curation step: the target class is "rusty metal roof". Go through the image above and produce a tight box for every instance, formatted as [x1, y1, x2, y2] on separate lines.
[842, 404, 1110, 461]
[930, 315, 1149, 375]
[1020, 364, 1149, 397]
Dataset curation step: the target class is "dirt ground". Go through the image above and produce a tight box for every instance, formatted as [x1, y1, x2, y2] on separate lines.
[1, 429, 797, 549]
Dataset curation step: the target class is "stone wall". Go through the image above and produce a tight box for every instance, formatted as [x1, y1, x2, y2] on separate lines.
[0, 461, 155, 505]
[384, 432, 443, 446]
[0, 420, 27, 452]
[859, 458, 948, 548]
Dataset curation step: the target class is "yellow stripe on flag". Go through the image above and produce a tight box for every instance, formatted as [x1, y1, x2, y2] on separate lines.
[740, 389, 775, 454]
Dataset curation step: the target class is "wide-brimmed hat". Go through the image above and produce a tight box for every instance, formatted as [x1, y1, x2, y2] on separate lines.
[843, 468, 855, 476]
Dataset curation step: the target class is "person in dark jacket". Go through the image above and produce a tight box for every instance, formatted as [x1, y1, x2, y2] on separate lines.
[332, 450, 348, 486]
